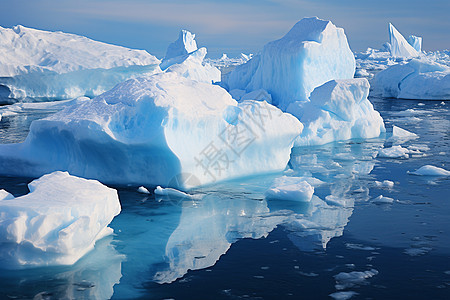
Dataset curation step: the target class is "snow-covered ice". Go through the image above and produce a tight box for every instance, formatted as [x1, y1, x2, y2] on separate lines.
[0, 72, 302, 189]
[289, 78, 385, 146]
[329, 291, 359, 300]
[265, 176, 314, 202]
[374, 59, 450, 100]
[409, 165, 450, 176]
[374, 180, 394, 189]
[227, 17, 356, 109]
[0, 171, 121, 269]
[0, 25, 160, 101]
[388, 23, 420, 58]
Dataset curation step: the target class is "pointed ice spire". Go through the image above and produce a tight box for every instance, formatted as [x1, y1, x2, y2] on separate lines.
[388, 23, 419, 58]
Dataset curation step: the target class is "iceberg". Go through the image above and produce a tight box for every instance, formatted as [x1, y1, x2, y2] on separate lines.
[374, 59, 450, 100]
[289, 78, 385, 146]
[0, 25, 160, 102]
[160, 30, 220, 83]
[388, 23, 420, 58]
[0, 72, 302, 189]
[227, 17, 356, 109]
[0, 171, 121, 269]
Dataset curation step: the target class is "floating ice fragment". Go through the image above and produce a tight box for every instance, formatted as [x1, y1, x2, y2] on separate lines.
[265, 176, 314, 202]
[408, 165, 450, 176]
[329, 291, 359, 300]
[154, 186, 198, 200]
[372, 195, 394, 204]
[137, 186, 150, 194]
[334, 269, 379, 290]
[0, 171, 121, 269]
[374, 180, 394, 189]
[377, 145, 410, 159]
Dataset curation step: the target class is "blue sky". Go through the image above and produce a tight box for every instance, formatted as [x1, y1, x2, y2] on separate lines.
[1, 0, 449, 58]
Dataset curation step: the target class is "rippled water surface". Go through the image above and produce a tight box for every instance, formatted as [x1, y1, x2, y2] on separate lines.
[0, 97, 449, 299]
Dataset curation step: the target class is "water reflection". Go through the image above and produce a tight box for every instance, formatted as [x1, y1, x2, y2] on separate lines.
[0, 236, 124, 300]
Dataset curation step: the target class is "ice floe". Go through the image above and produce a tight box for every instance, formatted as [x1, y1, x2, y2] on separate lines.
[0, 171, 121, 269]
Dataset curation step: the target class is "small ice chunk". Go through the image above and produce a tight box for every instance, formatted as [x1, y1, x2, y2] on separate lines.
[409, 165, 450, 176]
[377, 145, 410, 159]
[265, 176, 314, 202]
[334, 269, 379, 290]
[325, 195, 348, 207]
[346, 243, 377, 251]
[372, 195, 394, 204]
[329, 291, 359, 300]
[137, 186, 150, 194]
[392, 125, 418, 139]
[374, 180, 394, 189]
[154, 186, 197, 199]
[0, 189, 14, 200]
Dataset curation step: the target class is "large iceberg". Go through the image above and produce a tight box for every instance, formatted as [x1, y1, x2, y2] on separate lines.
[227, 17, 356, 109]
[0, 171, 121, 269]
[288, 78, 385, 146]
[373, 59, 450, 100]
[160, 30, 221, 83]
[0, 72, 302, 189]
[0, 25, 160, 102]
[388, 23, 420, 58]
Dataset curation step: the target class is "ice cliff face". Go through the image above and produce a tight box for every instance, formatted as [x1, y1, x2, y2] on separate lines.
[227, 17, 356, 109]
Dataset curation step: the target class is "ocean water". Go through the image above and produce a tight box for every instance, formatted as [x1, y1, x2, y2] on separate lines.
[0, 97, 449, 299]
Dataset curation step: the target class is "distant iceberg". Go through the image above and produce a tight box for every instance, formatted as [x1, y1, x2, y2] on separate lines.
[227, 17, 356, 109]
[0, 72, 302, 189]
[0, 25, 160, 102]
[0, 171, 120, 269]
[159, 29, 220, 83]
[374, 59, 450, 100]
[388, 23, 420, 58]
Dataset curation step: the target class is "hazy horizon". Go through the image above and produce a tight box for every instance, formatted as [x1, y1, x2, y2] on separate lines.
[1, 0, 449, 58]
